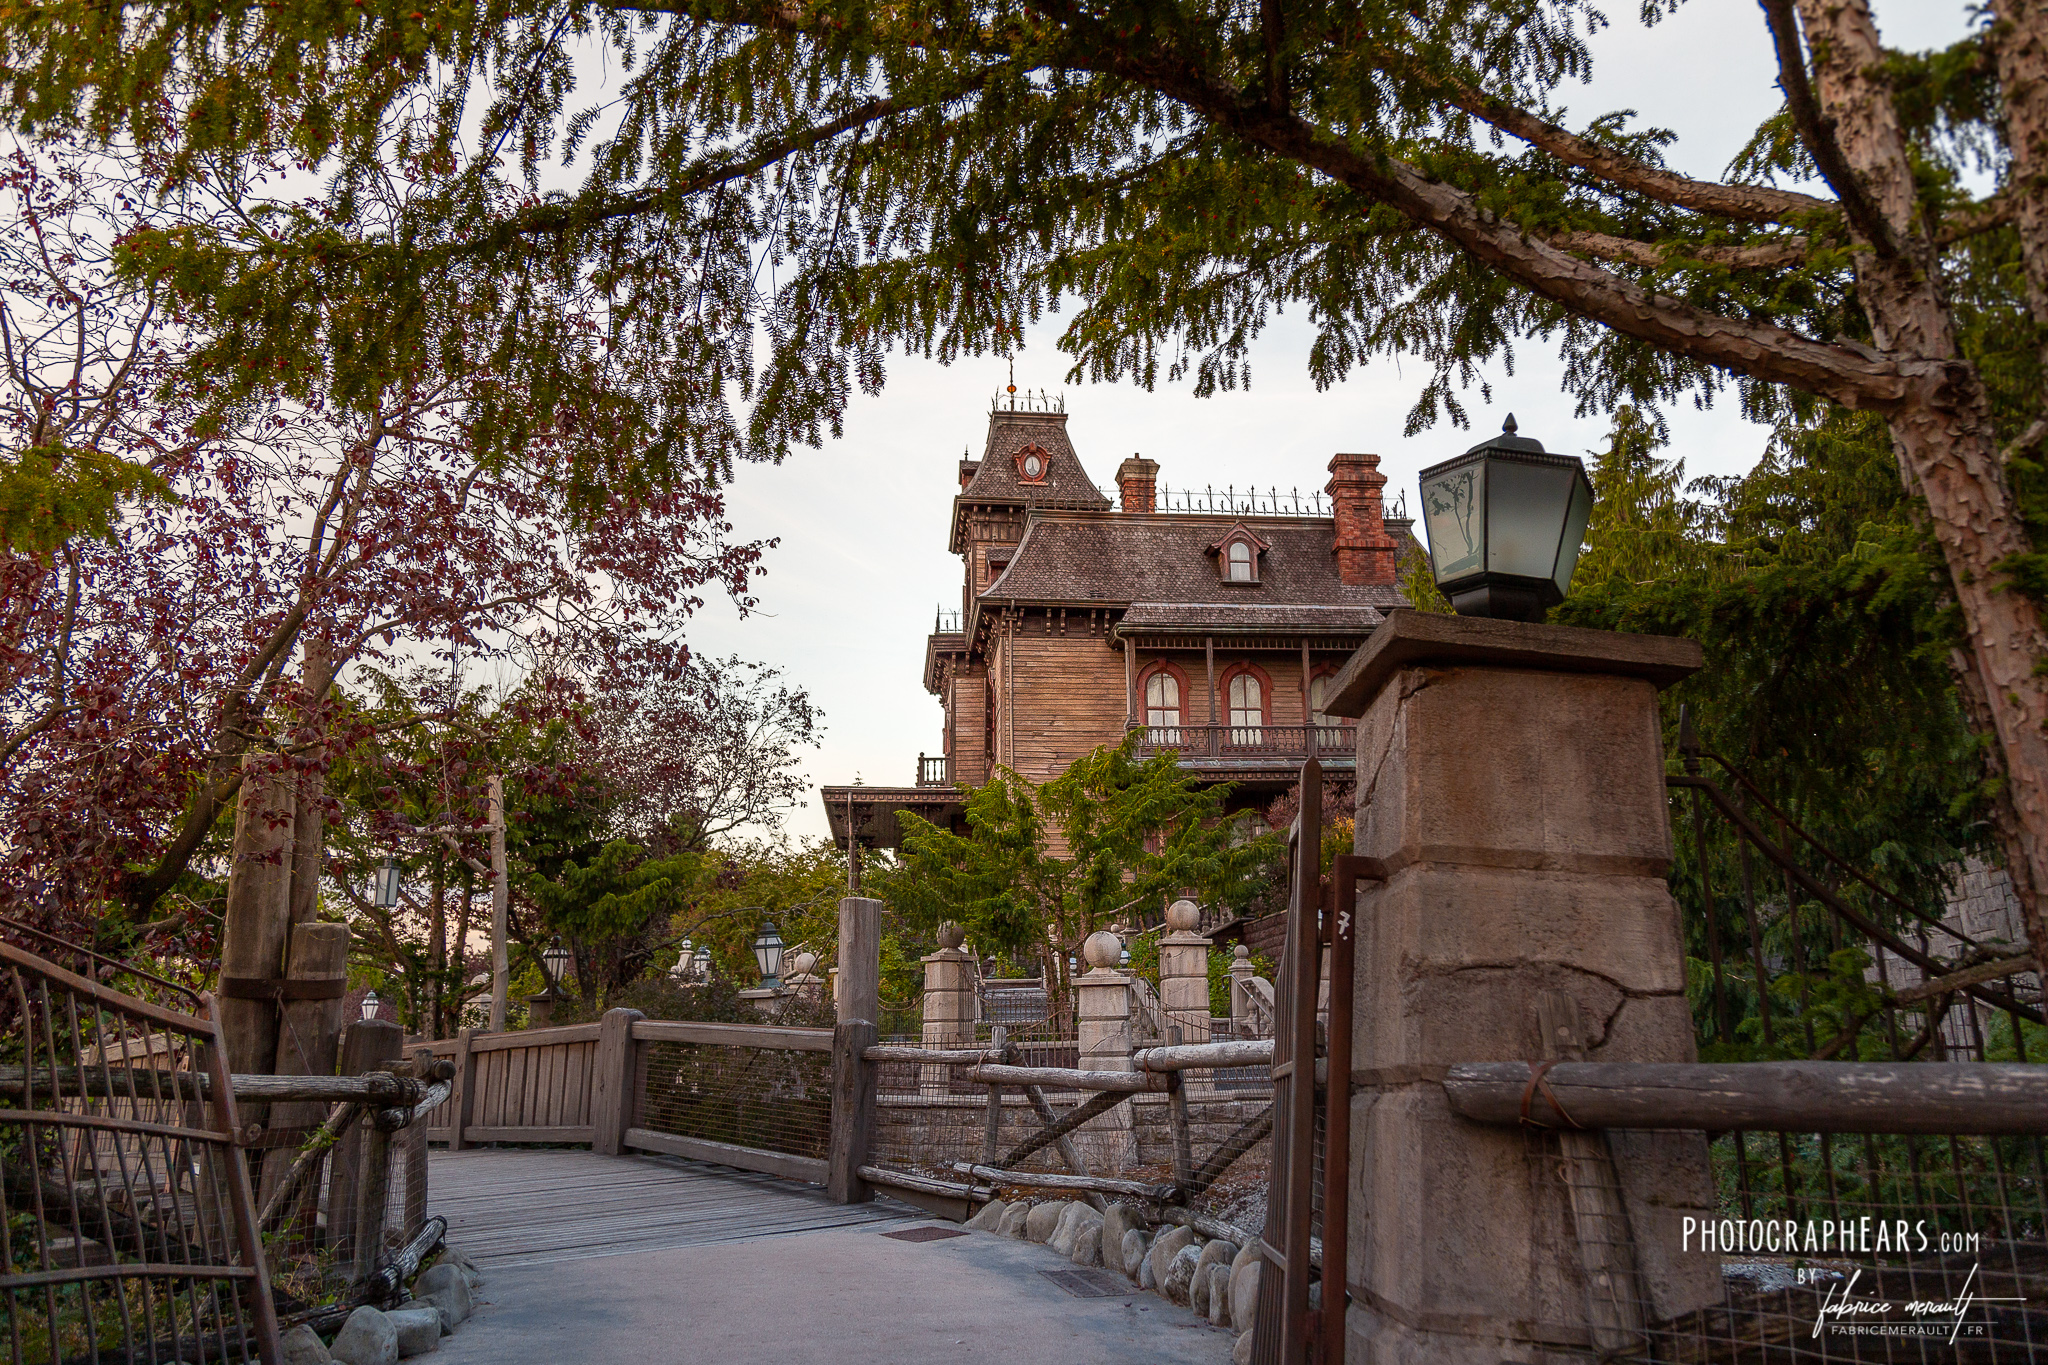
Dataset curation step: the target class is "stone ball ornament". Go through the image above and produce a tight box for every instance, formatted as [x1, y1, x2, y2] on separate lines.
[936, 921, 966, 951]
[787, 951, 818, 978]
[1082, 929, 1124, 969]
[1164, 898, 1202, 932]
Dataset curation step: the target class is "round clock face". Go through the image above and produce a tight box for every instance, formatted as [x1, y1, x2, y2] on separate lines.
[1023, 454, 1044, 479]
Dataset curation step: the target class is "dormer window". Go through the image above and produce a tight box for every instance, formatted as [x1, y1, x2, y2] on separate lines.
[1207, 523, 1270, 585]
[1014, 443, 1051, 483]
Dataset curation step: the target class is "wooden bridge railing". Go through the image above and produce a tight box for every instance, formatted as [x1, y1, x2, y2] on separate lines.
[410, 1013, 835, 1186]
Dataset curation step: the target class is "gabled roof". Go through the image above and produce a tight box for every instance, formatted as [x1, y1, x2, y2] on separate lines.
[980, 511, 1409, 628]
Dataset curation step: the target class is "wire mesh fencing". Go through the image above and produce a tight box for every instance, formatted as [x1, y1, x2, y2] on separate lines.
[1, 925, 280, 1365]
[634, 1040, 833, 1164]
[1510, 1124, 2048, 1361]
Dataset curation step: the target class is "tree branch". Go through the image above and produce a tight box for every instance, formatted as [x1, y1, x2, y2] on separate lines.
[1759, 0, 1902, 258]
[1429, 79, 1836, 224]
[1548, 230, 1814, 270]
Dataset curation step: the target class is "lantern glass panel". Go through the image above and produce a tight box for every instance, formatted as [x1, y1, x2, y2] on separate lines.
[1420, 460, 1485, 581]
[1484, 459, 1578, 580]
[1554, 475, 1594, 598]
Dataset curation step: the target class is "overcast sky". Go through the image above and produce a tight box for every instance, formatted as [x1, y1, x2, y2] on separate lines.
[675, 0, 1979, 845]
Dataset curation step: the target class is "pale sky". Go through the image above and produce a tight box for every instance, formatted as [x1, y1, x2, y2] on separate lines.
[676, 0, 1981, 844]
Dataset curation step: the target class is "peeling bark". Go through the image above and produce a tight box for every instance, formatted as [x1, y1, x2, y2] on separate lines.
[1798, 0, 2048, 978]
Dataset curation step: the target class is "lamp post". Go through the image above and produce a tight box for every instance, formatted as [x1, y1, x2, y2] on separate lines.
[692, 945, 712, 982]
[360, 990, 382, 1022]
[673, 939, 695, 980]
[1416, 414, 1594, 622]
[752, 922, 785, 988]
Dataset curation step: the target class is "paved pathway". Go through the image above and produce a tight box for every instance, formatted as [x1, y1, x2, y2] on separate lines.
[427, 1150, 1236, 1365]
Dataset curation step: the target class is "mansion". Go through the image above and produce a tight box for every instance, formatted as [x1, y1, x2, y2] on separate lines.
[822, 393, 1417, 876]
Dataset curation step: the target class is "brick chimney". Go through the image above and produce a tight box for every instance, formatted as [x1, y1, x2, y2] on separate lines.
[1326, 452, 1399, 584]
[1116, 455, 1159, 513]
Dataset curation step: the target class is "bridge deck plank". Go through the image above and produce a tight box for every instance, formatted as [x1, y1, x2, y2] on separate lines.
[427, 1148, 913, 1268]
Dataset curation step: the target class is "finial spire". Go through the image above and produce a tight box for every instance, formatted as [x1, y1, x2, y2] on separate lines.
[1503, 413, 1518, 434]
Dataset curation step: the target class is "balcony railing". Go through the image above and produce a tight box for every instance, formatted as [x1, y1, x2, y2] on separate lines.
[916, 753, 952, 786]
[1127, 722, 1356, 761]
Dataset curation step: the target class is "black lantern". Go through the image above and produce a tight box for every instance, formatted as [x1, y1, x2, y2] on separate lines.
[1417, 415, 1594, 622]
[542, 936, 572, 994]
[752, 922, 785, 987]
[692, 945, 713, 981]
[373, 857, 403, 909]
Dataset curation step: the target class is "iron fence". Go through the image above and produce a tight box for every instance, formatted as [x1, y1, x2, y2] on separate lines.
[1, 925, 281, 1365]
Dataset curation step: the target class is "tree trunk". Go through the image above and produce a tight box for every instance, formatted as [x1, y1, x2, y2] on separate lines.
[1798, 0, 2048, 979]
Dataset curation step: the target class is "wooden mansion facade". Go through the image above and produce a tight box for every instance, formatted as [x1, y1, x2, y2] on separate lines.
[822, 395, 1415, 874]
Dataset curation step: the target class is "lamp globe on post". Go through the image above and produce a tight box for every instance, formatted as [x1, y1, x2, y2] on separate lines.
[673, 938, 695, 980]
[542, 936, 573, 994]
[752, 922, 785, 988]
[528, 936, 574, 1029]
[1416, 414, 1594, 622]
[360, 990, 382, 1022]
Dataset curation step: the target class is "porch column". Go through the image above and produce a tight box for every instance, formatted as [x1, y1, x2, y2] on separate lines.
[1073, 929, 1138, 1171]
[1326, 613, 1722, 1362]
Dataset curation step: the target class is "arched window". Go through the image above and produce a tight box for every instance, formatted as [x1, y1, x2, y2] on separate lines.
[1225, 540, 1255, 582]
[1144, 670, 1182, 744]
[1227, 671, 1265, 744]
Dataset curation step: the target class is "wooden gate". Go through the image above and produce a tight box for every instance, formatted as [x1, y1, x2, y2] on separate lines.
[1250, 758, 1378, 1365]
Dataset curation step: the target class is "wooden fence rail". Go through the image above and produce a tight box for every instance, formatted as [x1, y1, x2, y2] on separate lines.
[408, 1013, 839, 1186]
[1444, 1060, 2048, 1134]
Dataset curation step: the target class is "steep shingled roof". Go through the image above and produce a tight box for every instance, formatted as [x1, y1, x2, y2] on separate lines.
[958, 410, 1111, 508]
[983, 512, 1409, 619]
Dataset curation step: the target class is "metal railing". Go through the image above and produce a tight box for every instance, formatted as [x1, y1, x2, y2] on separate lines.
[1, 928, 283, 1365]
[932, 608, 964, 636]
[1128, 723, 1356, 762]
[916, 753, 952, 787]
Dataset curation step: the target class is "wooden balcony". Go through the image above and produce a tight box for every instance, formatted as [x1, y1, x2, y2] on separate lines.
[1126, 723, 1356, 770]
[916, 753, 953, 786]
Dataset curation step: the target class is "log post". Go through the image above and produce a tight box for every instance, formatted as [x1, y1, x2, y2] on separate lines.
[589, 1007, 644, 1157]
[981, 1023, 1006, 1164]
[829, 1018, 879, 1204]
[218, 755, 297, 1138]
[328, 1018, 401, 1260]
[1163, 1025, 1194, 1191]
[828, 896, 883, 1203]
[448, 1028, 478, 1151]
[259, 921, 350, 1220]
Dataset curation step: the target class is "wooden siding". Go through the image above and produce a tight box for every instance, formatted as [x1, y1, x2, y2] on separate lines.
[1005, 628, 1130, 784]
[949, 666, 988, 788]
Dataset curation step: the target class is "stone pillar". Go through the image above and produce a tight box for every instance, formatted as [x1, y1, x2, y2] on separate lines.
[786, 952, 825, 1007]
[1228, 945, 1256, 1035]
[1324, 613, 1723, 1363]
[1072, 929, 1138, 1171]
[1157, 897, 1212, 1043]
[921, 923, 976, 1091]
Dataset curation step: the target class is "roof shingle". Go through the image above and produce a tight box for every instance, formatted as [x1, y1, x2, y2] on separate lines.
[983, 512, 1409, 612]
